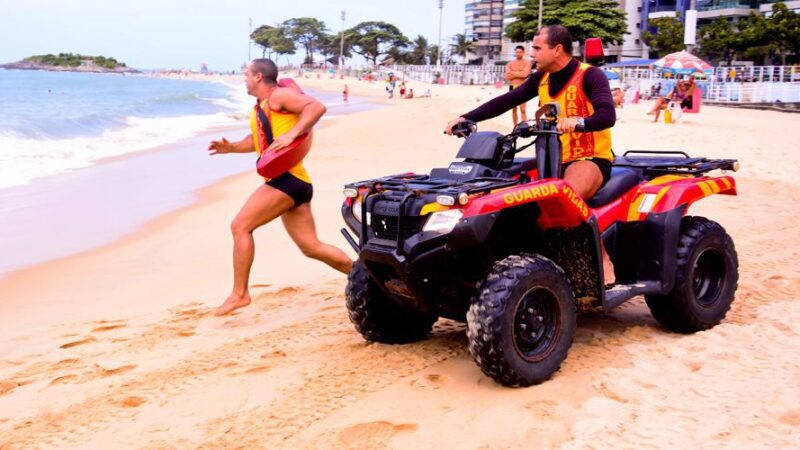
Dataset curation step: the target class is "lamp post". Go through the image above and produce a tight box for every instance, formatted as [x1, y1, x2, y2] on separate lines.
[248, 17, 252, 62]
[339, 10, 346, 71]
[538, 0, 543, 29]
[437, 0, 444, 67]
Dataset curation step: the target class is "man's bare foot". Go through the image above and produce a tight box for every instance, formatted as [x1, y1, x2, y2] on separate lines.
[603, 257, 616, 286]
[215, 292, 251, 316]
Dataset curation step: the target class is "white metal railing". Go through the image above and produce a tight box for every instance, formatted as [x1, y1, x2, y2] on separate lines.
[388, 64, 507, 85]
[619, 65, 800, 83]
[625, 78, 800, 103]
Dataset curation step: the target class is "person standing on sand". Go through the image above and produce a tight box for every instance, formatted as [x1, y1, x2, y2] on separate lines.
[207, 59, 353, 316]
[505, 45, 533, 126]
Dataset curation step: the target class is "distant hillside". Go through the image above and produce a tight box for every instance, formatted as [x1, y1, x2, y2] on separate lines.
[0, 53, 138, 73]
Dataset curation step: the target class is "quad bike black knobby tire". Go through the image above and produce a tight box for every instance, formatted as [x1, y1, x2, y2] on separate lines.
[646, 216, 739, 333]
[467, 254, 576, 387]
[346, 261, 438, 344]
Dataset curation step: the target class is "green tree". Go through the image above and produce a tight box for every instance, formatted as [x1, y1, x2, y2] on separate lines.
[506, 0, 627, 52]
[768, 2, 800, 65]
[450, 33, 476, 63]
[283, 17, 327, 65]
[698, 17, 737, 64]
[345, 21, 409, 66]
[428, 44, 442, 65]
[251, 25, 296, 60]
[641, 13, 685, 57]
[318, 33, 352, 65]
[409, 35, 430, 65]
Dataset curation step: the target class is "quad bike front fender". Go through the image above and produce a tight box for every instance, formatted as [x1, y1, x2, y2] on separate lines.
[462, 178, 591, 230]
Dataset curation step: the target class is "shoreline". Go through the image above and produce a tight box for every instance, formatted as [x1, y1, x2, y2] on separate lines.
[0, 75, 378, 279]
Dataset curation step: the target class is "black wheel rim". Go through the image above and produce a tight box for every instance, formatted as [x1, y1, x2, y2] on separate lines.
[512, 287, 560, 362]
[692, 248, 726, 307]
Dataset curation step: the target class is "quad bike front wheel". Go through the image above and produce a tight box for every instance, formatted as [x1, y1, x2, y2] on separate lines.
[645, 216, 739, 333]
[467, 254, 576, 387]
[346, 261, 438, 344]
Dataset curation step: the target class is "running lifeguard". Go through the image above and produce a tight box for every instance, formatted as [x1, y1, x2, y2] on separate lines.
[208, 58, 352, 316]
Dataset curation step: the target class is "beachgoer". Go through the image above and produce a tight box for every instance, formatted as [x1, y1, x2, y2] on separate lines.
[681, 76, 696, 110]
[444, 25, 617, 285]
[207, 58, 353, 316]
[648, 81, 687, 122]
[612, 87, 624, 108]
[405, 88, 414, 99]
[399, 81, 406, 97]
[420, 88, 431, 98]
[504, 45, 533, 126]
[343, 84, 349, 102]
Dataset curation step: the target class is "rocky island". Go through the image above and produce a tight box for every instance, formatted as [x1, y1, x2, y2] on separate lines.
[1, 53, 138, 73]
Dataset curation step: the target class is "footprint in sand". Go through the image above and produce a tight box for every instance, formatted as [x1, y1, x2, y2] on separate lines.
[97, 364, 137, 377]
[49, 374, 79, 385]
[0, 379, 32, 396]
[91, 324, 127, 333]
[410, 373, 446, 391]
[335, 421, 418, 448]
[120, 396, 145, 407]
[59, 336, 97, 349]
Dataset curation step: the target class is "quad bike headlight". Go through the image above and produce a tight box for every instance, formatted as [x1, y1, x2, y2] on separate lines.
[352, 197, 363, 222]
[423, 209, 463, 234]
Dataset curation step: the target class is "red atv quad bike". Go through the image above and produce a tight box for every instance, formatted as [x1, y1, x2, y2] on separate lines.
[339, 103, 739, 387]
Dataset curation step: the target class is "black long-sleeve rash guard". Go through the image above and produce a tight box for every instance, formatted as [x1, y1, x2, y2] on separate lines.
[462, 58, 616, 132]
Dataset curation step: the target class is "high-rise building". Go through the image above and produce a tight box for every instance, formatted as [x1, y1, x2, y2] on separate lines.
[465, 0, 505, 63]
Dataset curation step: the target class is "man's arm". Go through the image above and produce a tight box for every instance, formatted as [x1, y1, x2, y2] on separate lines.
[208, 134, 255, 155]
[268, 89, 326, 150]
[462, 73, 540, 122]
[581, 67, 616, 132]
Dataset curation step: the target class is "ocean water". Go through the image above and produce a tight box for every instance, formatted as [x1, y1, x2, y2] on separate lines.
[0, 69, 254, 189]
[0, 69, 369, 278]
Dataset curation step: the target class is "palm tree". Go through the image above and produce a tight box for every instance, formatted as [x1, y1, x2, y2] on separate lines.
[450, 33, 476, 64]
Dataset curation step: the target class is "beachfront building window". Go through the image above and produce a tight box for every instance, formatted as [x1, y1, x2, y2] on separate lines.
[465, 0, 505, 64]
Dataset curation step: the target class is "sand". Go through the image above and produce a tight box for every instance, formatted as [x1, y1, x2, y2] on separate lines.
[0, 73, 799, 449]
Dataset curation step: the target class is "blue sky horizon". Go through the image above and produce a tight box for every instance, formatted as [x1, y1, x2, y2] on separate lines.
[2, 0, 467, 71]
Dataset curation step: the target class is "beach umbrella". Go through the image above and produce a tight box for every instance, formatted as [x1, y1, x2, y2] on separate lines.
[602, 69, 620, 80]
[652, 50, 713, 75]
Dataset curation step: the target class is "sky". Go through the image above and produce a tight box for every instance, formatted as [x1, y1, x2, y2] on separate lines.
[1, 0, 467, 71]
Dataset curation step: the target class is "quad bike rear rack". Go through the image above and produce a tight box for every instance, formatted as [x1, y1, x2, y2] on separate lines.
[615, 150, 739, 177]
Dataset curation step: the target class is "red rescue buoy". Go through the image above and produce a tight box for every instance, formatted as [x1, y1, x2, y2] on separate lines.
[256, 78, 312, 178]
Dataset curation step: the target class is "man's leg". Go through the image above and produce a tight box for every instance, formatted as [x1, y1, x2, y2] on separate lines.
[519, 102, 528, 123]
[511, 106, 519, 127]
[563, 161, 616, 285]
[216, 185, 295, 316]
[281, 203, 353, 274]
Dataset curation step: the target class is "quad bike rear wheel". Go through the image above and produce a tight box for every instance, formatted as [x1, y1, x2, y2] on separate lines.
[346, 261, 438, 344]
[467, 254, 576, 387]
[645, 216, 738, 333]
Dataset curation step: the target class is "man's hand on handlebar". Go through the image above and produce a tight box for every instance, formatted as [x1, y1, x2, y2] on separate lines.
[556, 117, 585, 134]
[444, 117, 467, 135]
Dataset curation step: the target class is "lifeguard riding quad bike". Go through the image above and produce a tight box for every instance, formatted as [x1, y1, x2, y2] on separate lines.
[339, 103, 739, 387]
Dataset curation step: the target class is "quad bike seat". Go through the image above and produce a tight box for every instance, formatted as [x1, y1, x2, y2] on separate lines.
[586, 167, 641, 208]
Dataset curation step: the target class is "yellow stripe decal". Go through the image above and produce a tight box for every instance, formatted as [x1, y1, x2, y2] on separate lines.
[627, 194, 645, 221]
[698, 181, 712, 197]
[420, 203, 449, 215]
[651, 186, 670, 211]
[719, 177, 732, 189]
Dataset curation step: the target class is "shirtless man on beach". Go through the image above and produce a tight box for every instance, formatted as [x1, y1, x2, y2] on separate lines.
[505, 45, 533, 126]
[208, 59, 352, 315]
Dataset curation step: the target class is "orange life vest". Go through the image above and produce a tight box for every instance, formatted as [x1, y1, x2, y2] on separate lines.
[538, 62, 613, 163]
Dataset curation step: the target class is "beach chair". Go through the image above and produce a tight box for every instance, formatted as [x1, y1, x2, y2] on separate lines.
[683, 88, 702, 114]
